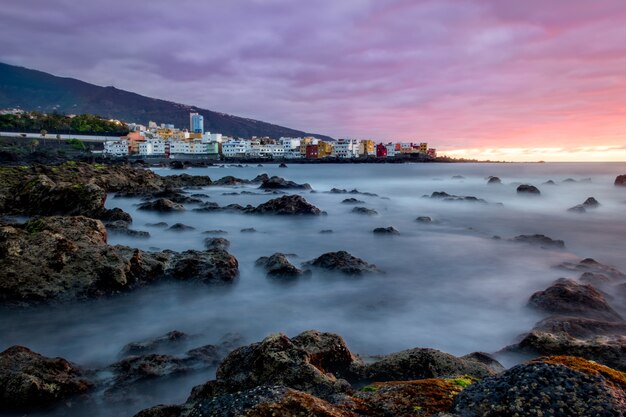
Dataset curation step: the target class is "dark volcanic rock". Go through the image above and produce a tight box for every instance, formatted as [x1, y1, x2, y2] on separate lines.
[487, 176, 501, 184]
[511, 234, 565, 248]
[351, 206, 378, 215]
[0, 346, 93, 412]
[279, 162, 288, 168]
[342, 197, 365, 204]
[558, 258, 626, 282]
[138, 198, 184, 212]
[110, 354, 190, 387]
[121, 331, 189, 357]
[167, 223, 195, 231]
[106, 220, 150, 238]
[428, 192, 487, 203]
[146, 222, 169, 228]
[320, 229, 333, 233]
[304, 251, 382, 275]
[202, 229, 227, 235]
[569, 197, 600, 213]
[241, 227, 256, 233]
[543, 180, 556, 185]
[615, 174, 626, 186]
[215, 332, 354, 399]
[133, 404, 182, 417]
[453, 356, 626, 417]
[416, 216, 432, 223]
[528, 278, 622, 321]
[259, 176, 311, 190]
[168, 250, 239, 284]
[256, 253, 305, 278]
[250, 195, 322, 215]
[373, 226, 400, 235]
[204, 237, 230, 251]
[516, 184, 541, 194]
[0, 216, 240, 305]
[568, 204, 587, 213]
[363, 348, 497, 383]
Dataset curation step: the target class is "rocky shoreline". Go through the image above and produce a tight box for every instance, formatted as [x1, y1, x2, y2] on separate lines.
[1, 162, 626, 416]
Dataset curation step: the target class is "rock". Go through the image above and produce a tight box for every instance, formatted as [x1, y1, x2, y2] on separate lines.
[121, 331, 189, 357]
[516, 184, 541, 194]
[109, 354, 190, 388]
[615, 175, 626, 186]
[351, 206, 378, 215]
[373, 226, 400, 235]
[279, 162, 288, 168]
[563, 178, 577, 183]
[241, 228, 256, 233]
[511, 234, 565, 248]
[329, 188, 378, 197]
[0, 216, 240, 305]
[106, 220, 150, 238]
[320, 229, 333, 234]
[215, 332, 353, 399]
[354, 378, 472, 417]
[0, 346, 92, 411]
[452, 175, 465, 179]
[504, 318, 626, 371]
[250, 195, 322, 215]
[200, 236, 229, 250]
[461, 352, 505, 374]
[138, 199, 184, 212]
[543, 180, 556, 185]
[568, 204, 587, 213]
[558, 258, 626, 282]
[167, 223, 195, 231]
[146, 221, 169, 228]
[202, 229, 228, 235]
[362, 348, 498, 383]
[133, 405, 182, 417]
[487, 176, 501, 184]
[256, 253, 305, 278]
[453, 356, 626, 416]
[259, 176, 312, 190]
[168, 250, 239, 284]
[428, 192, 487, 203]
[170, 161, 185, 170]
[342, 198, 365, 204]
[162, 174, 212, 188]
[304, 251, 382, 275]
[416, 216, 432, 223]
[528, 278, 623, 321]
[583, 197, 600, 208]
[100, 207, 133, 223]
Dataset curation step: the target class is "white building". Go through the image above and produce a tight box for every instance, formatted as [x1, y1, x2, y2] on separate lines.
[222, 140, 251, 157]
[138, 139, 166, 156]
[279, 137, 301, 150]
[385, 143, 397, 157]
[333, 139, 360, 158]
[284, 148, 303, 159]
[169, 140, 192, 154]
[250, 143, 285, 158]
[104, 140, 129, 157]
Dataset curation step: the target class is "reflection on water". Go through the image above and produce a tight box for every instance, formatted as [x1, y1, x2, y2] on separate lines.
[1, 162, 625, 417]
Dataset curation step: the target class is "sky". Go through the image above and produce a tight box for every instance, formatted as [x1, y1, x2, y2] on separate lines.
[1, 0, 626, 161]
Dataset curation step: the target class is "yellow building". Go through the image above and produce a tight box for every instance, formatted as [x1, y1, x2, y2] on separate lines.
[299, 137, 318, 156]
[359, 139, 375, 156]
[420, 142, 428, 153]
[156, 128, 175, 140]
[317, 141, 334, 158]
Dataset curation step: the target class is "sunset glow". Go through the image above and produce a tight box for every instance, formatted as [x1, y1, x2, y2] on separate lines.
[1, 0, 626, 160]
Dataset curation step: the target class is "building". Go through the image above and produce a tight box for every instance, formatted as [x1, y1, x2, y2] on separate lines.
[427, 148, 437, 158]
[317, 141, 334, 158]
[419, 142, 428, 153]
[376, 143, 387, 158]
[222, 140, 251, 158]
[359, 140, 376, 156]
[299, 137, 319, 156]
[334, 139, 360, 158]
[279, 137, 301, 151]
[190, 112, 204, 134]
[138, 139, 166, 156]
[104, 140, 129, 157]
[305, 144, 319, 159]
[385, 143, 396, 157]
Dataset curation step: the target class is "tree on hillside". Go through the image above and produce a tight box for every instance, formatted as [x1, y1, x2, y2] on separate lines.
[29, 139, 39, 153]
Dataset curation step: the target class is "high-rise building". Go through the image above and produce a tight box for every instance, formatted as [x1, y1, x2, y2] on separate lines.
[190, 112, 204, 134]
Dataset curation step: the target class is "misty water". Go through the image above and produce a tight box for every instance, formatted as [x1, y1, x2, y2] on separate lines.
[2, 162, 626, 417]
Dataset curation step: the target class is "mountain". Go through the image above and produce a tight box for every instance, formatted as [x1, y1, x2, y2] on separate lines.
[0, 62, 332, 140]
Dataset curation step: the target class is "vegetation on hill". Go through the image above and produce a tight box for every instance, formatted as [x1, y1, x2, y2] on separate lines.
[0, 112, 129, 136]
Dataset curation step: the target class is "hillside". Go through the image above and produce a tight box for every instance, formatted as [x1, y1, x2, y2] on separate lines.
[0, 62, 332, 140]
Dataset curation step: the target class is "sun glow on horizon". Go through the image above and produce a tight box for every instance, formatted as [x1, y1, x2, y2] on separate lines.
[440, 146, 626, 162]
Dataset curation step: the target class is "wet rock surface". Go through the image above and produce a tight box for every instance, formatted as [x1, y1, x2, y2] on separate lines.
[204, 237, 231, 250]
[0, 216, 239, 305]
[256, 253, 306, 278]
[372, 226, 400, 235]
[342, 197, 365, 204]
[487, 176, 501, 184]
[303, 251, 382, 275]
[259, 176, 312, 190]
[416, 216, 432, 223]
[250, 195, 322, 215]
[427, 192, 487, 203]
[614, 174, 626, 186]
[511, 234, 565, 248]
[517, 184, 541, 194]
[453, 356, 626, 417]
[528, 278, 622, 321]
[351, 206, 378, 215]
[0, 346, 93, 412]
[138, 198, 185, 212]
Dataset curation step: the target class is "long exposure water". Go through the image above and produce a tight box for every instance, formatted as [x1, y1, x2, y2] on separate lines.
[1, 162, 625, 417]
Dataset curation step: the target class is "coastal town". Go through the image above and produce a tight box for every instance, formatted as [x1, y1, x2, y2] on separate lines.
[102, 112, 437, 160]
